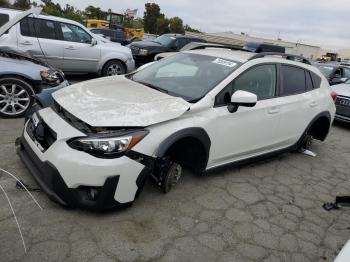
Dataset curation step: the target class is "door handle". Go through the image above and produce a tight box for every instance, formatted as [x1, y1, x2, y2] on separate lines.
[268, 107, 280, 114]
[65, 46, 76, 50]
[309, 101, 318, 108]
[20, 41, 32, 46]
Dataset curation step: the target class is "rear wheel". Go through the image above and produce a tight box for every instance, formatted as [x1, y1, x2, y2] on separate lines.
[299, 131, 313, 151]
[0, 78, 34, 118]
[102, 60, 126, 76]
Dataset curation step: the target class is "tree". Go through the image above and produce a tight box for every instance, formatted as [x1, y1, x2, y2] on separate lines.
[169, 16, 184, 34]
[85, 5, 104, 19]
[0, 0, 10, 8]
[156, 15, 169, 34]
[62, 4, 84, 24]
[12, 0, 31, 10]
[143, 3, 161, 34]
[41, 0, 62, 17]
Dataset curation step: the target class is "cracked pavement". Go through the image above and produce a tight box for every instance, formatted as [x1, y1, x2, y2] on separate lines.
[0, 117, 350, 262]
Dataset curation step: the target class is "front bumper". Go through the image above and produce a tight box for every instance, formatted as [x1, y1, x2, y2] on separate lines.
[133, 55, 154, 66]
[17, 108, 149, 211]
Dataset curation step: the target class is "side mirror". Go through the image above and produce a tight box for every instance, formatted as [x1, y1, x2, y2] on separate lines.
[91, 38, 98, 46]
[227, 90, 257, 113]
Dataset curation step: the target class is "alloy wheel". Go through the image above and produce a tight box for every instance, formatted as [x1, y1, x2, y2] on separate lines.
[107, 63, 123, 76]
[0, 83, 31, 116]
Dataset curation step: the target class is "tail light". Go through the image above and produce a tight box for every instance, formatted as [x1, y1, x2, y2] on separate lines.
[331, 91, 338, 102]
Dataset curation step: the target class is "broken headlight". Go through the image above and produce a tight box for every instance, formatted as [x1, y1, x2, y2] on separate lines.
[68, 130, 149, 158]
[40, 70, 65, 86]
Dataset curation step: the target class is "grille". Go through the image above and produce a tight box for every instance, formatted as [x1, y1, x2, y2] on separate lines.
[26, 116, 57, 151]
[52, 101, 91, 133]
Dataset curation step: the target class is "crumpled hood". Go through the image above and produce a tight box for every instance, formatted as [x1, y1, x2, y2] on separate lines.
[52, 76, 190, 127]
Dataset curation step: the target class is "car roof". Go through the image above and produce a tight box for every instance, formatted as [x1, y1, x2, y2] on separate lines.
[186, 48, 255, 63]
[0, 7, 84, 27]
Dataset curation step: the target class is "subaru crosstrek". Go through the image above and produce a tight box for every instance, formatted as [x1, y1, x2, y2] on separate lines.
[17, 48, 336, 211]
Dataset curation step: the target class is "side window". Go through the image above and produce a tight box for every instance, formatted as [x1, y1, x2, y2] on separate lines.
[310, 72, 321, 89]
[60, 23, 92, 44]
[34, 19, 58, 40]
[20, 17, 35, 37]
[215, 64, 276, 106]
[343, 68, 350, 78]
[281, 65, 306, 96]
[0, 13, 9, 33]
[175, 38, 188, 50]
[305, 71, 313, 91]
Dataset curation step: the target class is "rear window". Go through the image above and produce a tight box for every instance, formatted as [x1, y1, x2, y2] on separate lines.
[20, 18, 58, 40]
[281, 65, 306, 96]
[0, 13, 10, 34]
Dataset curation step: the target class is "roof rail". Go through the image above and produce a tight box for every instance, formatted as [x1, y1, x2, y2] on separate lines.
[248, 52, 311, 65]
[190, 44, 250, 52]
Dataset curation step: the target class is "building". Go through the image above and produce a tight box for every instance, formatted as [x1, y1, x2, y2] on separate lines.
[185, 31, 321, 60]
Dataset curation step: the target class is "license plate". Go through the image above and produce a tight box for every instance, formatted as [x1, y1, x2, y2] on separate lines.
[337, 98, 350, 108]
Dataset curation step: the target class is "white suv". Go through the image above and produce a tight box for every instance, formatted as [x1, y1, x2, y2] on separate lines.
[17, 47, 336, 211]
[0, 8, 134, 76]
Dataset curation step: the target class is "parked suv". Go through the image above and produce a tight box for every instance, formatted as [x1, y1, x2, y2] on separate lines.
[17, 49, 335, 211]
[129, 33, 206, 65]
[0, 8, 134, 76]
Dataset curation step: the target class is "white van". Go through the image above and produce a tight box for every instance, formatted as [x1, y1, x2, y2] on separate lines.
[0, 8, 135, 76]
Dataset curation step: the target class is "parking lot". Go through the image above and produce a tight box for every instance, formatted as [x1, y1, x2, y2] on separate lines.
[0, 112, 349, 261]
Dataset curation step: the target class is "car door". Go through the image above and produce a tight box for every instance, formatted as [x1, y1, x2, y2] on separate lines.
[209, 64, 281, 167]
[18, 17, 64, 69]
[59, 22, 100, 72]
[275, 64, 313, 147]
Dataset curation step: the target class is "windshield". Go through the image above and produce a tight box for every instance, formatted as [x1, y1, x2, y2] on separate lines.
[130, 53, 240, 102]
[153, 34, 175, 46]
[316, 65, 334, 77]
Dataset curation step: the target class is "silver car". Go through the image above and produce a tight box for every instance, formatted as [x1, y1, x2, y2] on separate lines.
[0, 8, 135, 76]
[332, 80, 350, 122]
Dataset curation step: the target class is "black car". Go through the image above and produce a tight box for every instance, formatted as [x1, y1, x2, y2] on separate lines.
[315, 63, 350, 85]
[242, 42, 285, 53]
[90, 27, 128, 45]
[129, 33, 206, 65]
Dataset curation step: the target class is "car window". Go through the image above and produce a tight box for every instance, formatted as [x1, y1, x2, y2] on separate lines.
[91, 29, 101, 34]
[215, 64, 276, 106]
[305, 71, 313, 91]
[34, 19, 58, 40]
[310, 72, 321, 89]
[156, 62, 198, 78]
[175, 38, 188, 50]
[60, 23, 92, 43]
[281, 65, 306, 96]
[20, 17, 35, 37]
[0, 13, 9, 34]
[343, 68, 350, 78]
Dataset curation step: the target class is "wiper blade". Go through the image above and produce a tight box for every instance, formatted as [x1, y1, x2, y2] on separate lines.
[135, 81, 168, 94]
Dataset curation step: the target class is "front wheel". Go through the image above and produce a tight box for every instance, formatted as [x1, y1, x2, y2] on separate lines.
[0, 78, 35, 118]
[102, 60, 126, 76]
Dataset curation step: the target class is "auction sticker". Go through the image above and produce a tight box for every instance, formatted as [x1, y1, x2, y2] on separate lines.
[212, 58, 237, 67]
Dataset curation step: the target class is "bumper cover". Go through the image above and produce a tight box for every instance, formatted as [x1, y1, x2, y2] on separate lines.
[16, 136, 137, 211]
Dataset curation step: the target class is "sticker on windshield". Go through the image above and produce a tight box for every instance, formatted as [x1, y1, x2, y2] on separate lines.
[212, 58, 237, 68]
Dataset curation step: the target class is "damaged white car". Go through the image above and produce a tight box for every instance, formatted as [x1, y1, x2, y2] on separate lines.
[17, 47, 336, 210]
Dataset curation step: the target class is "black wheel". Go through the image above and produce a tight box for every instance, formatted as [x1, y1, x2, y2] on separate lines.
[162, 163, 182, 193]
[102, 60, 126, 76]
[0, 78, 35, 118]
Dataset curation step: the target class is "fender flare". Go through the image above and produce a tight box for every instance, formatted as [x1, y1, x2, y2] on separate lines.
[156, 127, 211, 165]
[298, 111, 332, 143]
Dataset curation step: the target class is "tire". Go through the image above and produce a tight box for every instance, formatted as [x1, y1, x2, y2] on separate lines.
[102, 60, 126, 76]
[162, 162, 182, 193]
[0, 78, 35, 118]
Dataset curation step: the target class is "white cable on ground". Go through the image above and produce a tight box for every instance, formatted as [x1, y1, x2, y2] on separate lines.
[0, 184, 27, 253]
[0, 168, 43, 210]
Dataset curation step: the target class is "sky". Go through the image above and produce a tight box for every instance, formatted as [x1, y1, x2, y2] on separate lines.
[48, 0, 350, 50]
